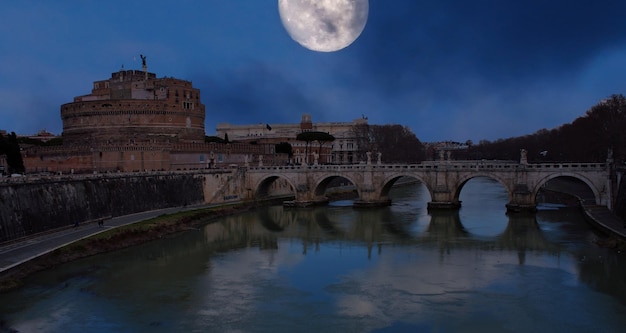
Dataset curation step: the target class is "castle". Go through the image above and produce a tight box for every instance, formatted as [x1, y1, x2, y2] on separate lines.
[61, 66, 205, 146]
[21, 59, 278, 173]
[14, 58, 372, 174]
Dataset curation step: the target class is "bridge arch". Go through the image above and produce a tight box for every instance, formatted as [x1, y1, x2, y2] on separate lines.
[254, 174, 297, 199]
[244, 162, 611, 211]
[313, 174, 360, 198]
[453, 173, 513, 204]
[533, 172, 600, 205]
[380, 173, 433, 200]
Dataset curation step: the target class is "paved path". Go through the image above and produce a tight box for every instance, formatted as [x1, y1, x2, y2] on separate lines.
[0, 204, 209, 274]
[542, 178, 626, 238]
[582, 204, 626, 238]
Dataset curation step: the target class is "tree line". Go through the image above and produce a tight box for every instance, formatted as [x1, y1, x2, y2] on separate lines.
[353, 123, 426, 163]
[468, 94, 626, 163]
[0, 132, 25, 174]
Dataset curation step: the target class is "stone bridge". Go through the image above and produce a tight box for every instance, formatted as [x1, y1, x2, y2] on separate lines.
[244, 160, 613, 212]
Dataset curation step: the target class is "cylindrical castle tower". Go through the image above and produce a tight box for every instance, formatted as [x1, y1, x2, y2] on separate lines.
[61, 65, 205, 146]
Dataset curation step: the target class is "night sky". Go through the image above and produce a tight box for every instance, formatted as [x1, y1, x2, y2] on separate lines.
[2, 0, 626, 143]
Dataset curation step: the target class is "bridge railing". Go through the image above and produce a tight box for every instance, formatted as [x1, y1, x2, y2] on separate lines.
[524, 162, 607, 170]
[0, 168, 233, 185]
[246, 161, 608, 172]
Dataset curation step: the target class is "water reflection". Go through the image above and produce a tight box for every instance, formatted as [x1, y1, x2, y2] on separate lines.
[2, 180, 626, 332]
[229, 205, 559, 261]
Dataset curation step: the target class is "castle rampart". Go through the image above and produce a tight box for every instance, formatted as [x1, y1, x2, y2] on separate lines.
[61, 68, 205, 146]
[18, 61, 288, 174]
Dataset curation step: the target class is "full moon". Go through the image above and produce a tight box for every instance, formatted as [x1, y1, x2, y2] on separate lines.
[278, 0, 369, 52]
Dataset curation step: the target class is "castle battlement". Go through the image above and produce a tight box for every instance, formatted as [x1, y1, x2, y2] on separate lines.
[20, 59, 289, 174]
[61, 66, 205, 146]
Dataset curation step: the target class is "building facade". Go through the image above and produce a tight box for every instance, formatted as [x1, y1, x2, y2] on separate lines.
[216, 114, 369, 164]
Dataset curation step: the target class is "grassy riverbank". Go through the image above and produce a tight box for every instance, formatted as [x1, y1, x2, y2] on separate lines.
[0, 204, 253, 293]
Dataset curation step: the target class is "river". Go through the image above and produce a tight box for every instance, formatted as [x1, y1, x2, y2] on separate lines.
[1, 177, 626, 332]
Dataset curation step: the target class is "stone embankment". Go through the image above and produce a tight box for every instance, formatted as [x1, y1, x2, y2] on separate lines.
[0, 203, 254, 293]
[0, 171, 209, 243]
[541, 177, 626, 247]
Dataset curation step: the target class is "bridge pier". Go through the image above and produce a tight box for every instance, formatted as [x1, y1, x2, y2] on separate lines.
[427, 186, 461, 211]
[353, 198, 391, 208]
[427, 201, 462, 210]
[352, 185, 392, 208]
[283, 183, 330, 208]
[283, 198, 329, 208]
[505, 184, 537, 213]
[505, 203, 537, 213]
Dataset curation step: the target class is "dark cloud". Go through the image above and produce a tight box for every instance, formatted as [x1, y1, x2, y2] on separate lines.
[342, 0, 626, 95]
[191, 63, 321, 130]
[4, 0, 625, 143]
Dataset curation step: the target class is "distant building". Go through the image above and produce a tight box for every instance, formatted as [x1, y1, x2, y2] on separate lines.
[21, 130, 58, 142]
[424, 141, 470, 160]
[216, 114, 369, 164]
[20, 60, 284, 173]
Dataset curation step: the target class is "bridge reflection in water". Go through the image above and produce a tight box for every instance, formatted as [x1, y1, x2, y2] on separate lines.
[4, 179, 625, 332]
[202, 179, 562, 264]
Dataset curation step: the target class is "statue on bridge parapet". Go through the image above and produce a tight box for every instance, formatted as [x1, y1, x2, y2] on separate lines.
[367, 152, 372, 165]
[377, 152, 382, 165]
[438, 150, 452, 161]
[520, 149, 528, 165]
[313, 152, 319, 165]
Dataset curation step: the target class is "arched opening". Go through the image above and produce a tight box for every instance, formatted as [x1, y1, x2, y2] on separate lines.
[314, 176, 358, 207]
[534, 176, 602, 243]
[382, 176, 432, 207]
[256, 175, 296, 203]
[536, 176, 596, 209]
[457, 176, 509, 237]
[380, 175, 432, 234]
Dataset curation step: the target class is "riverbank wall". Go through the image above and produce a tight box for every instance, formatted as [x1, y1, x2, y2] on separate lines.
[542, 178, 626, 240]
[0, 172, 218, 243]
[613, 169, 626, 223]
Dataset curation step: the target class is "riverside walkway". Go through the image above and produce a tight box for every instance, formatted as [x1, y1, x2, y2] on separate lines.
[582, 205, 626, 238]
[542, 177, 626, 239]
[0, 204, 210, 274]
